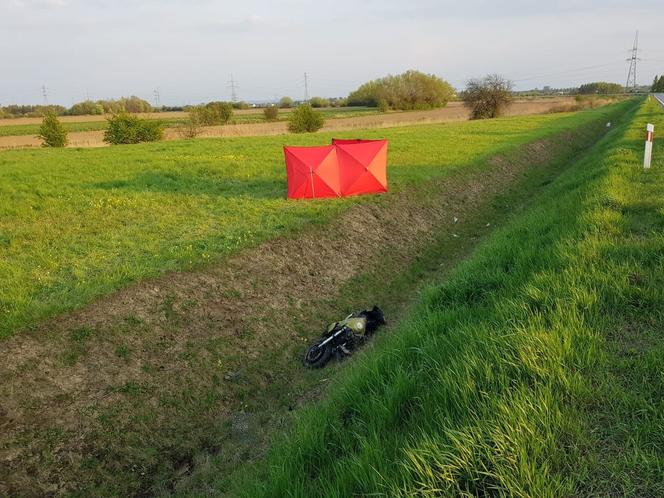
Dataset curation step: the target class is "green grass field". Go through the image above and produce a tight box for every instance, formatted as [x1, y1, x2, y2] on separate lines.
[0, 107, 379, 137]
[1, 99, 649, 497]
[217, 98, 664, 497]
[0, 105, 630, 339]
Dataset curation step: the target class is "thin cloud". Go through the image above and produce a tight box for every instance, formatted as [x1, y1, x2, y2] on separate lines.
[1, 0, 662, 104]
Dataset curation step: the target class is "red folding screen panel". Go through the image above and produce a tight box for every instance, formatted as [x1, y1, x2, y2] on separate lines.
[284, 139, 388, 199]
[283, 145, 340, 199]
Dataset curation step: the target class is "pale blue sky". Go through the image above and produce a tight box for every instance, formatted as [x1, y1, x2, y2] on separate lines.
[2, 0, 664, 105]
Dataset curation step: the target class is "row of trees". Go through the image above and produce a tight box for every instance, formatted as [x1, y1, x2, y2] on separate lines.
[652, 75, 664, 92]
[0, 104, 66, 119]
[2, 95, 342, 120]
[277, 96, 342, 108]
[577, 82, 624, 95]
[68, 96, 153, 115]
[1, 97, 154, 118]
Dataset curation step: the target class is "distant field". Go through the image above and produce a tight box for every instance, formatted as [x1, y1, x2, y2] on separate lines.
[0, 107, 379, 137]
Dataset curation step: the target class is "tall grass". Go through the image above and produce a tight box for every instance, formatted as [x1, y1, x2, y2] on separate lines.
[230, 99, 663, 496]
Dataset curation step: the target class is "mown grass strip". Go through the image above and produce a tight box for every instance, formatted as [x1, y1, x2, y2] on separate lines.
[228, 100, 663, 497]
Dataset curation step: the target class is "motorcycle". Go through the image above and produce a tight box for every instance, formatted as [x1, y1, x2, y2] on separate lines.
[303, 306, 385, 368]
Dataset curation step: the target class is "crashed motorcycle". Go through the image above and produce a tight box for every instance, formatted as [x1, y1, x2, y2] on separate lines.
[303, 306, 385, 368]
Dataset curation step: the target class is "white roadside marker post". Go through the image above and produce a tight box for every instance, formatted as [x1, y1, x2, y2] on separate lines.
[644, 123, 654, 169]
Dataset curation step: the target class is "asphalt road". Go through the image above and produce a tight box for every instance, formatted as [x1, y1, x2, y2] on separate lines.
[654, 93, 664, 108]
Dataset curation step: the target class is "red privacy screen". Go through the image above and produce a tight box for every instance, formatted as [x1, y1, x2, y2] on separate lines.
[283, 139, 388, 199]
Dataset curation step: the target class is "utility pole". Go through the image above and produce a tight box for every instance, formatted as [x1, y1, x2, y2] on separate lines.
[228, 74, 239, 102]
[41, 85, 48, 105]
[304, 72, 309, 102]
[153, 88, 161, 107]
[625, 30, 640, 92]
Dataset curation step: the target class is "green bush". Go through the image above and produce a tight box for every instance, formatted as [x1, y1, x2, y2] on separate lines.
[263, 106, 279, 122]
[64, 96, 153, 115]
[38, 111, 68, 147]
[118, 96, 153, 113]
[68, 100, 104, 116]
[191, 102, 233, 126]
[279, 96, 293, 108]
[347, 70, 455, 110]
[309, 96, 329, 108]
[103, 113, 164, 144]
[287, 104, 324, 133]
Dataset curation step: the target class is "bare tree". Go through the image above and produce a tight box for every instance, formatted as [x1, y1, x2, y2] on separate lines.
[177, 109, 202, 139]
[462, 74, 514, 119]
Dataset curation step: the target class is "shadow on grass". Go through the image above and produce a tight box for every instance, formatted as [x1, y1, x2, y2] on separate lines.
[89, 171, 285, 199]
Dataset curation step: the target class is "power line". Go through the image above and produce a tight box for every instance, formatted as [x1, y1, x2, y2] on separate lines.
[41, 84, 48, 105]
[228, 74, 239, 102]
[153, 88, 161, 107]
[511, 61, 625, 83]
[625, 30, 640, 91]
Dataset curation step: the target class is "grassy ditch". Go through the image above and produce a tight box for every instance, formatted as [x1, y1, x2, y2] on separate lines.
[162, 101, 644, 496]
[222, 100, 663, 497]
[0, 102, 640, 497]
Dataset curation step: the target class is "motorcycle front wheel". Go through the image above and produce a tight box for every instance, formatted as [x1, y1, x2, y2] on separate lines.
[303, 339, 332, 368]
